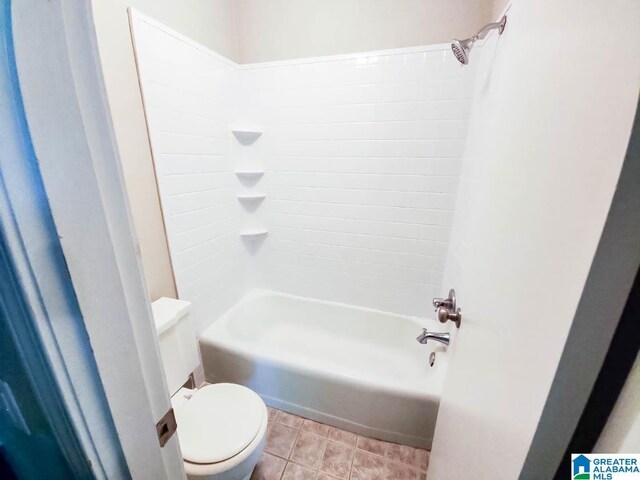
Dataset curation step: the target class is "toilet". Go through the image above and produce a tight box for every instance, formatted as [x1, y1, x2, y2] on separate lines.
[152, 297, 268, 480]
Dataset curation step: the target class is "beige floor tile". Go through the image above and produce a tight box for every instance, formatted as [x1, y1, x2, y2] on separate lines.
[265, 423, 299, 458]
[316, 474, 341, 480]
[350, 450, 385, 480]
[282, 462, 316, 480]
[290, 432, 327, 469]
[356, 436, 388, 457]
[301, 418, 330, 437]
[277, 411, 305, 429]
[319, 441, 355, 479]
[327, 427, 357, 447]
[256, 407, 428, 480]
[384, 461, 420, 480]
[416, 450, 430, 471]
[385, 443, 418, 468]
[267, 407, 278, 421]
[251, 453, 286, 480]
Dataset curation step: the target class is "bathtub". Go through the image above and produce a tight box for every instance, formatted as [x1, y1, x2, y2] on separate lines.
[199, 290, 448, 448]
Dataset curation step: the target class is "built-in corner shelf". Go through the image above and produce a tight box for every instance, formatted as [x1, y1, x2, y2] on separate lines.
[235, 170, 265, 179]
[233, 126, 265, 248]
[231, 129, 263, 145]
[236, 193, 266, 202]
[240, 228, 268, 238]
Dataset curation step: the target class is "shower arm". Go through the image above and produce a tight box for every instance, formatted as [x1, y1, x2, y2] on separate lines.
[471, 16, 507, 42]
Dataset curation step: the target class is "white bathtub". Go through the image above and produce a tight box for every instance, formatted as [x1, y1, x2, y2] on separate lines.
[199, 290, 448, 448]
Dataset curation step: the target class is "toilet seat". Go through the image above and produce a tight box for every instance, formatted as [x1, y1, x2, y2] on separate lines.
[171, 383, 268, 480]
[174, 383, 265, 465]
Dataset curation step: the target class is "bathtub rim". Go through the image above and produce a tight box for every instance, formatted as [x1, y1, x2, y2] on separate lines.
[199, 288, 449, 401]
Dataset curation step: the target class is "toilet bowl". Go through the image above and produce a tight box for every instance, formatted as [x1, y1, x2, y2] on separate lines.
[152, 298, 267, 480]
[172, 383, 267, 480]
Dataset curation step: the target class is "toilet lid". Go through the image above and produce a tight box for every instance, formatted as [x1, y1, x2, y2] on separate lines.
[174, 383, 265, 464]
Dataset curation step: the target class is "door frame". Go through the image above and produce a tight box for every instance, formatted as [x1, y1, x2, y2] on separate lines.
[6, 0, 639, 478]
[8, 0, 185, 478]
[521, 98, 640, 478]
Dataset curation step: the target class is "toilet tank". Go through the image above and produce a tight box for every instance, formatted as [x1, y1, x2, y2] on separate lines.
[151, 297, 200, 395]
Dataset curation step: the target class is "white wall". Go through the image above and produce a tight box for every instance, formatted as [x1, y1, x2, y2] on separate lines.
[595, 352, 640, 453]
[113, 0, 496, 64]
[131, 14, 246, 332]
[97, 0, 499, 301]
[131, 13, 477, 323]
[234, 0, 492, 63]
[92, 0, 177, 301]
[125, 0, 238, 60]
[247, 49, 476, 315]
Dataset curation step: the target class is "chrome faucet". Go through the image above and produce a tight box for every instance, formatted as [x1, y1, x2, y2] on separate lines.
[416, 329, 450, 346]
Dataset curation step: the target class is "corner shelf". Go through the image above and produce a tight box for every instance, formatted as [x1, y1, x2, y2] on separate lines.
[235, 170, 265, 179]
[237, 193, 266, 202]
[240, 228, 268, 238]
[231, 129, 263, 145]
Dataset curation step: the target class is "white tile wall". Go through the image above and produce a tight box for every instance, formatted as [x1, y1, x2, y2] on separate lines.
[251, 51, 476, 315]
[441, 38, 495, 301]
[132, 16, 246, 332]
[131, 13, 478, 325]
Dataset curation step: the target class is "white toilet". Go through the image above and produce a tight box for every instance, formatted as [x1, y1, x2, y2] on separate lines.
[152, 297, 268, 480]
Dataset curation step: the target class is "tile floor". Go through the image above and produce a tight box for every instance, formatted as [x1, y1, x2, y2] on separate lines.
[251, 407, 430, 480]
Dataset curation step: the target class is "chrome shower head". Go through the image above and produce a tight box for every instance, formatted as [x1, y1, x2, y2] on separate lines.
[451, 38, 473, 65]
[451, 15, 507, 65]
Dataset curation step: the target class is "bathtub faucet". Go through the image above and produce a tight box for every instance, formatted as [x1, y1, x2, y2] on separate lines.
[416, 329, 450, 346]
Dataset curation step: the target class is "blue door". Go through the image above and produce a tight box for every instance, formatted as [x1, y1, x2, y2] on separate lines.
[0, 250, 77, 479]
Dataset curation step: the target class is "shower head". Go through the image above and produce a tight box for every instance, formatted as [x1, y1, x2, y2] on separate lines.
[451, 38, 473, 65]
[451, 15, 507, 65]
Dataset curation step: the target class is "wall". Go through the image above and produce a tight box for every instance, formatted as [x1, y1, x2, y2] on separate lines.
[131, 13, 246, 333]
[130, 12, 477, 323]
[595, 352, 640, 453]
[429, 0, 640, 478]
[91, 0, 176, 301]
[234, 0, 492, 63]
[93, 0, 497, 301]
[491, 0, 510, 19]
[248, 49, 476, 315]
[125, 0, 238, 60]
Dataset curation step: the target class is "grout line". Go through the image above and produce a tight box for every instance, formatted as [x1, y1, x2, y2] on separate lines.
[268, 198, 454, 213]
[262, 247, 445, 272]
[262, 258, 442, 288]
[155, 152, 230, 157]
[154, 130, 228, 140]
[266, 115, 470, 123]
[264, 154, 463, 159]
[269, 137, 468, 143]
[262, 236, 446, 259]
[269, 212, 453, 228]
[269, 224, 449, 245]
[267, 184, 456, 195]
[167, 203, 233, 219]
[147, 104, 227, 123]
[268, 170, 459, 178]
[264, 155, 463, 161]
[259, 98, 472, 108]
[266, 118, 472, 126]
[166, 185, 231, 198]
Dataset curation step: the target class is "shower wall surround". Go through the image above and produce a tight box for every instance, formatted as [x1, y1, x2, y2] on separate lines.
[246, 54, 475, 314]
[131, 12, 477, 328]
[132, 17, 246, 332]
